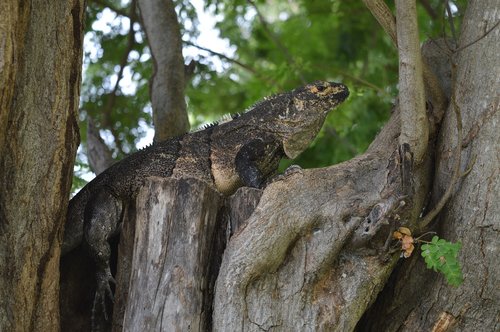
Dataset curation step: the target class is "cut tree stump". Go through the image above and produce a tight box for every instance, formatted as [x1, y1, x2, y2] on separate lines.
[111, 177, 262, 331]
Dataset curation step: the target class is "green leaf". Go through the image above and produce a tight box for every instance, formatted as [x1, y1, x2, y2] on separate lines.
[420, 237, 463, 286]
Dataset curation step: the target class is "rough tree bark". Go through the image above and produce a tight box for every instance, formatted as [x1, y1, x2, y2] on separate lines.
[359, 1, 500, 330]
[0, 0, 84, 331]
[111, 179, 263, 331]
[138, 0, 190, 141]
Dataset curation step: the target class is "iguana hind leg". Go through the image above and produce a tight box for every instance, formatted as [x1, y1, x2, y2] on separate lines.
[83, 189, 123, 326]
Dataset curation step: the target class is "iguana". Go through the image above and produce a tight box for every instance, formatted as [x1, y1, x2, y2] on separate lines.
[62, 81, 349, 318]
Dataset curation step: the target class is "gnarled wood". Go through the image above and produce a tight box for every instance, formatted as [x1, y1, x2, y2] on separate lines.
[213, 103, 435, 330]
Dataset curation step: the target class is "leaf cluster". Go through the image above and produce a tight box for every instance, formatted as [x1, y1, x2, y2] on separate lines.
[421, 236, 464, 286]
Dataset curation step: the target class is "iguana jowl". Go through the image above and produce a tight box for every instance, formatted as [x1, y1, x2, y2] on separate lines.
[62, 81, 349, 314]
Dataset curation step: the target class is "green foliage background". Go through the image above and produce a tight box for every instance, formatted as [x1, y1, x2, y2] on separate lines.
[75, 0, 467, 190]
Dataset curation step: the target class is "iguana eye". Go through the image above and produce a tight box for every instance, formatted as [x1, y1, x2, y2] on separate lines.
[308, 83, 328, 94]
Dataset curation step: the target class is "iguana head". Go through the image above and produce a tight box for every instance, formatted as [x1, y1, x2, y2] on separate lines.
[269, 81, 349, 159]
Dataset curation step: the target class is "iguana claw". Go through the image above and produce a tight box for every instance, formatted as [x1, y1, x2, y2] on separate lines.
[91, 267, 116, 328]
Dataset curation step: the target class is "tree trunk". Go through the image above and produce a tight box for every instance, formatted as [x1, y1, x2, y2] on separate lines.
[0, 0, 84, 331]
[119, 178, 223, 331]
[358, 1, 500, 330]
[138, 0, 190, 141]
[110, 178, 262, 331]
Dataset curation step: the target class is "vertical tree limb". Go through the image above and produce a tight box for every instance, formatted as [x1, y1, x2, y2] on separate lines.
[395, 0, 428, 162]
[364, 0, 446, 148]
[137, 0, 189, 141]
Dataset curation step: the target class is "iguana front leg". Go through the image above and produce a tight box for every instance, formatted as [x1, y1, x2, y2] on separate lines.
[83, 189, 123, 325]
[235, 137, 283, 188]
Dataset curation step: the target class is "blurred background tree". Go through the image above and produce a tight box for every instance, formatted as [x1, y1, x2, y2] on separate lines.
[75, 0, 466, 191]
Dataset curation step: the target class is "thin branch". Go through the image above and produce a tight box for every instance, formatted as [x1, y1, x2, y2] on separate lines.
[454, 20, 500, 53]
[247, 0, 306, 84]
[313, 63, 388, 96]
[184, 41, 257, 75]
[184, 40, 282, 88]
[335, 70, 388, 96]
[324, 127, 358, 156]
[461, 97, 499, 148]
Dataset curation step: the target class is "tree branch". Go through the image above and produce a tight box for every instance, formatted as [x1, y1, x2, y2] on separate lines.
[361, 0, 397, 45]
[454, 20, 500, 53]
[184, 41, 258, 76]
[396, 0, 428, 162]
[86, 117, 115, 174]
[445, 2, 458, 43]
[315, 64, 388, 96]
[138, 0, 190, 141]
[363, 0, 447, 126]
[418, 59, 464, 230]
[419, 0, 438, 19]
